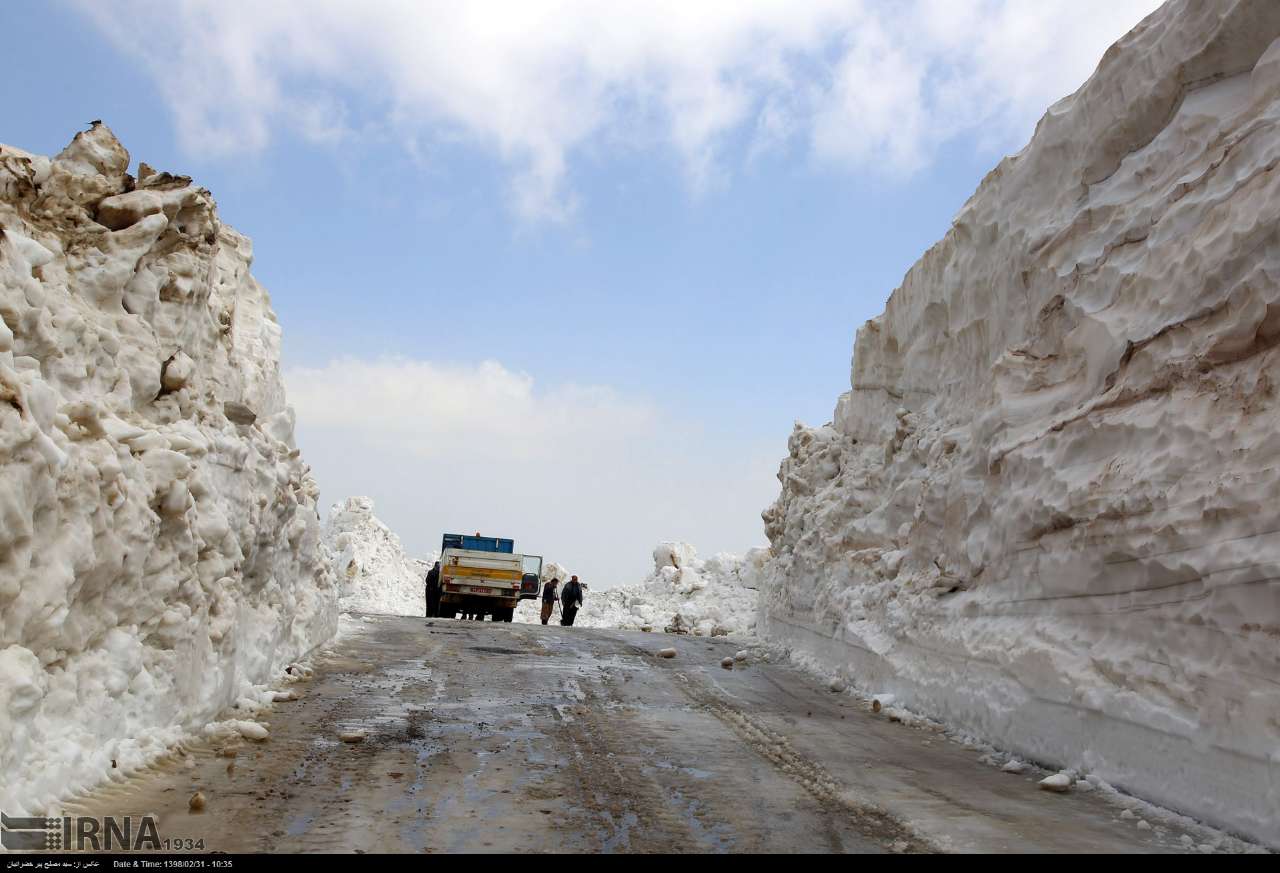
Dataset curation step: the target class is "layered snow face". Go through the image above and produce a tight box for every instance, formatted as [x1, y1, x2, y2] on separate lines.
[539, 542, 764, 636]
[0, 125, 338, 814]
[325, 496, 435, 616]
[759, 0, 1280, 845]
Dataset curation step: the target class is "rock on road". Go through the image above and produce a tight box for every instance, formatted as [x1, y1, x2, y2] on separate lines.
[70, 614, 1181, 853]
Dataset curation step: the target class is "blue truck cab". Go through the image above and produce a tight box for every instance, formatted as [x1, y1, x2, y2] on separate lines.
[440, 534, 515, 554]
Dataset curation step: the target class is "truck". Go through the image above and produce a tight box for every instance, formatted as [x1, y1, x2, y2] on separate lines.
[434, 533, 543, 622]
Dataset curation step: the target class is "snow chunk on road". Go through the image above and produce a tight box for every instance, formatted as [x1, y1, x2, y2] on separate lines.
[1039, 773, 1072, 793]
[233, 721, 269, 741]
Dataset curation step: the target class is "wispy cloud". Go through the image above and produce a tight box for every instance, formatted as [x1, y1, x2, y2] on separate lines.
[74, 0, 1161, 221]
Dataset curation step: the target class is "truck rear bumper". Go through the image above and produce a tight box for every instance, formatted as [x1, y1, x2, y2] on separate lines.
[444, 584, 517, 597]
[440, 593, 519, 609]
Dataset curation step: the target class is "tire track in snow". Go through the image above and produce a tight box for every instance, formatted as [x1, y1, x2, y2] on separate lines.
[553, 679, 700, 852]
[665, 664, 933, 853]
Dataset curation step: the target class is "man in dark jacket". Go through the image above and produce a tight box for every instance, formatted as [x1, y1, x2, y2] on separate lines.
[560, 575, 584, 626]
[425, 561, 441, 617]
[540, 578, 560, 625]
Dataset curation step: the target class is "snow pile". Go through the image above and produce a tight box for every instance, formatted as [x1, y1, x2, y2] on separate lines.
[325, 496, 435, 616]
[540, 560, 574, 587]
[561, 543, 765, 636]
[0, 124, 337, 815]
[758, 0, 1280, 845]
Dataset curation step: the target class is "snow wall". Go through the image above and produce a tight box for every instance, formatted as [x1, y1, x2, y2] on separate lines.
[325, 496, 435, 616]
[758, 0, 1280, 845]
[0, 125, 338, 814]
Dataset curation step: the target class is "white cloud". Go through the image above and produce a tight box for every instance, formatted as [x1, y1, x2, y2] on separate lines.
[75, 0, 1162, 219]
[286, 357, 779, 586]
[812, 17, 931, 174]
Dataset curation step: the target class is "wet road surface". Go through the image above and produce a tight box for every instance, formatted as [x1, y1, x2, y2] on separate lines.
[70, 614, 1180, 853]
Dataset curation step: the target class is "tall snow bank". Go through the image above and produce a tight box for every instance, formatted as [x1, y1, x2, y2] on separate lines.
[0, 125, 337, 814]
[759, 0, 1280, 845]
[325, 496, 435, 616]
[550, 543, 765, 636]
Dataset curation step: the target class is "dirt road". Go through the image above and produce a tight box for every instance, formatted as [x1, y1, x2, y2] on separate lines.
[70, 614, 1183, 853]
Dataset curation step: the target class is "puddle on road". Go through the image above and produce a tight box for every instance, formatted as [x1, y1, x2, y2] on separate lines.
[650, 759, 713, 780]
[285, 812, 314, 837]
[670, 788, 735, 852]
[512, 654, 649, 673]
[598, 809, 640, 853]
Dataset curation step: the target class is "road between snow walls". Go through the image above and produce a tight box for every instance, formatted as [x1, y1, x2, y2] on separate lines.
[758, 0, 1280, 847]
[0, 125, 338, 816]
[4, 0, 1279, 852]
[322, 498, 765, 639]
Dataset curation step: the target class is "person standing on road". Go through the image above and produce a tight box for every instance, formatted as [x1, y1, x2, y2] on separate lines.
[540, 578, 560, 625]
[560, 575, 584, 626]
[425, 561, 441, 617]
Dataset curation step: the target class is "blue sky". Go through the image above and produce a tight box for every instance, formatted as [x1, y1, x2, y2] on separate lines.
[2, 1, 1161, 584]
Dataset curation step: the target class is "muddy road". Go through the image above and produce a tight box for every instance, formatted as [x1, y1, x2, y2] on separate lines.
[70, 614, 1180, 853]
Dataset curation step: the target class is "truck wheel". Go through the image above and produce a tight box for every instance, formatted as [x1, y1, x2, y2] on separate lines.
[503, 609, 514, 623]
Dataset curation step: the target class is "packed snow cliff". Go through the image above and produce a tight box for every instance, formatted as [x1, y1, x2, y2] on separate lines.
[526, 543, 764, 636]
[0, 125, 337, 815]
[758, 0, 1280, 845]
[325, 496, 435, 616]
